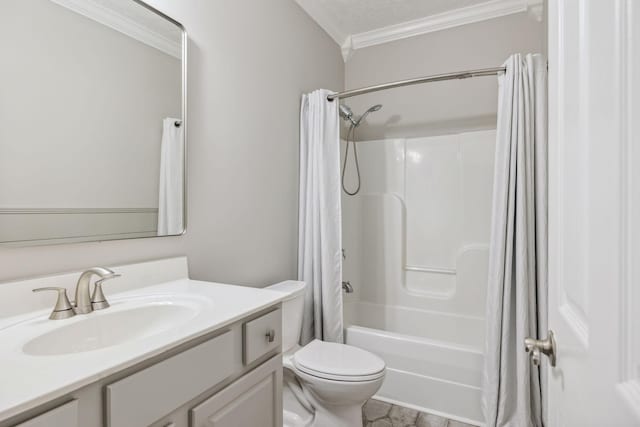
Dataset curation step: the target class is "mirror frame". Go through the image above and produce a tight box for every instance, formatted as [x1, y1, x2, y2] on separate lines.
[133, 0, 188, 241]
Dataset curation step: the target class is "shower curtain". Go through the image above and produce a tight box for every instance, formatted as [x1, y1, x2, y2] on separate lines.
[482, 54, 547, 427]
[298, 89, 343, 344]
[158, 117, 184, 236]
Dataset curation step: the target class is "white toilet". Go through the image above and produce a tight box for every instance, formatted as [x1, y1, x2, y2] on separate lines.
[267, 281, 386, 427]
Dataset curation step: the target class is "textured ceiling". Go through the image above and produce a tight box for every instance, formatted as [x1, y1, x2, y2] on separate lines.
[302, 0, 494, 36]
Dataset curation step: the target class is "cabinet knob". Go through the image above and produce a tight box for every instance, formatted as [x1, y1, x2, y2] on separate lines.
[265, 329, 276, 343]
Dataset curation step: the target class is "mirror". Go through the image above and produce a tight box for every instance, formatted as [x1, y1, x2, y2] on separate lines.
[0, 0, 186, 245]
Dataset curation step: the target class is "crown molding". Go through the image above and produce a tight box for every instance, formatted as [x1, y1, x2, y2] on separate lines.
[338, 0, 543, 62]
[526, 0, 544, 22]
[49, 0, 181, 59]
[341, 36, 355, 62]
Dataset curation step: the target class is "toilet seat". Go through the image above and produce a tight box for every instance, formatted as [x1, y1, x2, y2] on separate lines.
[293, 340, 385, 382]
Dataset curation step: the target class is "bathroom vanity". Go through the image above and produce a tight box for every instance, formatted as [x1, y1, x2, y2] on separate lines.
[0, 257, 285, 427]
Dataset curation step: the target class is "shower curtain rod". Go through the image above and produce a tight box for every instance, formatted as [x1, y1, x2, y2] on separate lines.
[326, 66, 506, 101]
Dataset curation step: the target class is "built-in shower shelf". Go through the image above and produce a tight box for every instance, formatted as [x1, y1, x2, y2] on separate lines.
[404, 265, 456, 276]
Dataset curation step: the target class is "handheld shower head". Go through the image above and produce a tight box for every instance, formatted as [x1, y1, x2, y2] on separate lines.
[341, 102, 383, 196]
[354, 104, 383, 127]
[339, 103, 383, 128]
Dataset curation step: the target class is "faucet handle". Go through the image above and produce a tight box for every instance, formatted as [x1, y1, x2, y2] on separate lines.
[91, 274, 120, 310]
[32, 287, 76, 320]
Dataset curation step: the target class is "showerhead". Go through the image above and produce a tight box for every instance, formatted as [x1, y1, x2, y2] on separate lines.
[354, 104, 383, 127]
[338, 103, 383, 127]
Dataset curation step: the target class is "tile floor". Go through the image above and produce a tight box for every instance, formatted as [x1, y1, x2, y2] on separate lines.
[362, 399, 477, 427]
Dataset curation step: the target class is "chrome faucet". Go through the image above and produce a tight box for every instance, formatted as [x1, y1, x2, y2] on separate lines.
[74, 267, 120, 314]
[32, 267, 121, 320]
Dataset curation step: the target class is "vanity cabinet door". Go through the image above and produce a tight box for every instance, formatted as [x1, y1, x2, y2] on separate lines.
[190, 355, 282, 427]
[14, 400, 78, 427]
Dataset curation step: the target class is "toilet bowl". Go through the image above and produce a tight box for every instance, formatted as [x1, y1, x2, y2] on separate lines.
[267, 281, 386, 427]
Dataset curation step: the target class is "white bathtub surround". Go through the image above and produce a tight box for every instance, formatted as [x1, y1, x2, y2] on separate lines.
[482, 53, 547, 427]
[298, 89, 344, 343]
[341, 132, 495, 315]
[341, 130, 495, 424]
[0, 257, 286, 421]
[157, 117, 185, 236]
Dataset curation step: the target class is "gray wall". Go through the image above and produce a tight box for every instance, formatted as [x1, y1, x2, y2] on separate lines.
[344, 13, 544, 140]
[0, 0, 343, 285]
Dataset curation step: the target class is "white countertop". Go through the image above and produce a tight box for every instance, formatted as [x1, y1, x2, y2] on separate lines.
[0, 278, 286, 421]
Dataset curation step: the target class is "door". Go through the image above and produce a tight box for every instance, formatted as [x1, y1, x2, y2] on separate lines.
[189, 355, 282, 427]
[548, 0, 640, 425]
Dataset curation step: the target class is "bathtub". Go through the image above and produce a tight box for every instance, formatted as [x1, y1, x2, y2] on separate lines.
[344, 301, 484, 426]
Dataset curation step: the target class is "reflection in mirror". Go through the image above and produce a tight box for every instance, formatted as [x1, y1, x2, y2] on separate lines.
[0, 0, 185, 244]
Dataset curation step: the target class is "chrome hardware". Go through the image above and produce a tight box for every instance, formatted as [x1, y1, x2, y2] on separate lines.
[74, 267, 120, 314]
[327, 66, 507, 101]
[32, 287, 76, 320]
[265, 329, 276, 343]
[525, 330, 557, 367]
[342, 281, 354, 293]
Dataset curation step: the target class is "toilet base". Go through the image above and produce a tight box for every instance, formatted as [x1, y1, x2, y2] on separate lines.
[283, 368, 368, 427]
[295, 371, 383, 427]
[283, 370, 313, 427]
[283, 409, 312, 427]
[309, 402, 364, 427]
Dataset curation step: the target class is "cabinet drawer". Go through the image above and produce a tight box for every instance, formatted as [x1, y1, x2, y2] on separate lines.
[106, 330, 235, 427]
[242, 308, 281, 365]
[14, 400, 78, 427]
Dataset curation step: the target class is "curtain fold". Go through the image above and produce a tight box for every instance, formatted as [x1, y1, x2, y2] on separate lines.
[158, 118, 184, 236]
[298, 89, 343, 344]
[482, 54, 547, 427]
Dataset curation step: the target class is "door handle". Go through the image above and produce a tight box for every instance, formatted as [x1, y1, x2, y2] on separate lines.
[525, 330, 557, 367]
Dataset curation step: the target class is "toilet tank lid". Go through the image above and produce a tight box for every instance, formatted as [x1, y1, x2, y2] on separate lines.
[266, 280, 306, 300]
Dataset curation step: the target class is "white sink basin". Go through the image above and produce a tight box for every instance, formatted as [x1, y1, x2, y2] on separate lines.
[22, 300, 201, 356]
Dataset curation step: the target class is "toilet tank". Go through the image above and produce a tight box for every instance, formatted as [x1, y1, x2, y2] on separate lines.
[266, 281, 306, 353]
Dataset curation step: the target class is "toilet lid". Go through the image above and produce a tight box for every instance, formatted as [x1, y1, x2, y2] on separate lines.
[293, 340, 385, 382]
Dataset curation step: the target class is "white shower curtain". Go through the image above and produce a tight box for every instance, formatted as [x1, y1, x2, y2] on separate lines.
[482, 54, 547, 427]
[158, 117, 184, 236]
[298, 89, 343, 344]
